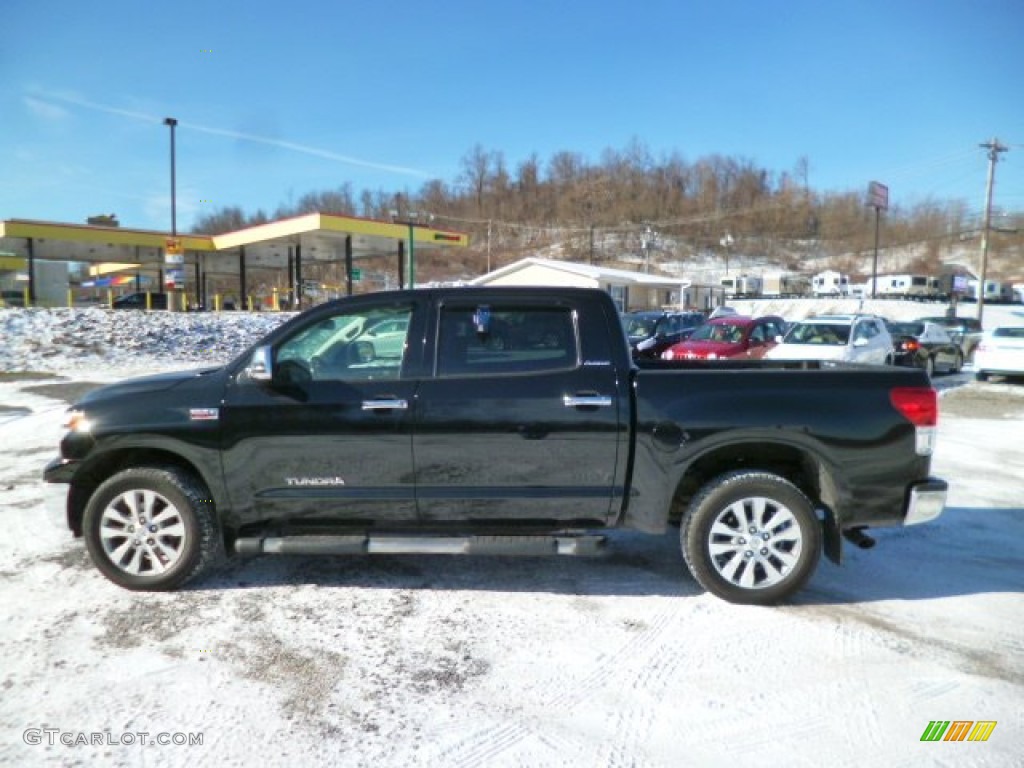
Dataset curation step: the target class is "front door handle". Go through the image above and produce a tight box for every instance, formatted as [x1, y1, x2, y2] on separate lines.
[361, 398, 409, 411]
[563, 394, 613, 408]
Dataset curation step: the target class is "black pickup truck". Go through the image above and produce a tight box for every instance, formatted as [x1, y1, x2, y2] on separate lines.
[43, 287, 947, 604]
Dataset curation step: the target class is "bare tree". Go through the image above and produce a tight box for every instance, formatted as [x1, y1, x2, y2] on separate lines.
[191, 206, 250, 234]
[459, 144, 491, 216]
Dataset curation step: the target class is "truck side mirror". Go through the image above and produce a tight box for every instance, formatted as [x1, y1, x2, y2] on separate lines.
[246, 345, 273, 382]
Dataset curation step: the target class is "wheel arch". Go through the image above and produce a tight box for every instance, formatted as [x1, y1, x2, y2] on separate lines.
[67, 448, 220, 537]
[668, 439, 844, 562]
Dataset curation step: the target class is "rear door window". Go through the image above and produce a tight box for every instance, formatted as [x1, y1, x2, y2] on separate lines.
[437, 306, 578, 377]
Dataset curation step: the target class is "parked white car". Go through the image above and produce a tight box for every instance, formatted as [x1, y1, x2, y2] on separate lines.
[766, 314, 894, 365]
[974, 326, 1024, 381]
[361, 317, 410, 359]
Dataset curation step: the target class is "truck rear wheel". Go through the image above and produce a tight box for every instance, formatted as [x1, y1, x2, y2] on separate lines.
[681, 471, 822, 605]
[82, 466, 223, 591]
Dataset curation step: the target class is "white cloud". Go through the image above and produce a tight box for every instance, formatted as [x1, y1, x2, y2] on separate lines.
[28, 89, 429, 178]
[23, 96, 69, 121]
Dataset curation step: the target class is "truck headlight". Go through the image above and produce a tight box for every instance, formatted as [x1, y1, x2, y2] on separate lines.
[64, 410, 92, 433]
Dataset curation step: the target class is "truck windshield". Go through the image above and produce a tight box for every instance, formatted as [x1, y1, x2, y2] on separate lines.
[785, 323, 850, 345]
[622, 315, 658, 339]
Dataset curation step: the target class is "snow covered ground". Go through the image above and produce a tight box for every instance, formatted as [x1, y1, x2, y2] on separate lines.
[1, 304, 1022, 767]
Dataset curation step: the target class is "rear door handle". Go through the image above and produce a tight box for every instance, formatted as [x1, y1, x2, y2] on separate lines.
[563, 394, 613, 408]
[361, 398, 409, 411]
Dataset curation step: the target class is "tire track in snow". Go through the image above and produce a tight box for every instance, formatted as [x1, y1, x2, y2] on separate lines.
[597, 615, 700, 767]
[437, 602, 688, 768]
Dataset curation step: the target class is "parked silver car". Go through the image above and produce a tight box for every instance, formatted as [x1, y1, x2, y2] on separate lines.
[766, 314, 894, 365]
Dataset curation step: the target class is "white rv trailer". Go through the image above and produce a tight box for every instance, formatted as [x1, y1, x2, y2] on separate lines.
[720, 274, 763, 298]
[811, 270, 850, 297]
[762, 272, 811, 298]
[870, 274, 940, 300]
[966, 279, 1014, 303]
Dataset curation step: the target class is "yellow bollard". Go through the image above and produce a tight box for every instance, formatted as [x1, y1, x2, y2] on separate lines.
[247, 295, 253, 312]
[107, 289, 113, 308]
[214, 294, 221, 312]
[145, 292, 152, 311]
[68, 289, 73, 308]
[272, 287, 279, 311]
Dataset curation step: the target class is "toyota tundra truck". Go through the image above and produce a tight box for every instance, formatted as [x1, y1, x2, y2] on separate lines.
[43, 287, 947, 604]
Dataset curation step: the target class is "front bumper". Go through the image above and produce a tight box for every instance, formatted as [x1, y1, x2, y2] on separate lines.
[904, 477, 947, 526]
[42, 457, 75, 531]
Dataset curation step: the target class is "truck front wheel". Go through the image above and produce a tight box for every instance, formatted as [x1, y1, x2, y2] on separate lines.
[82, 466, 223, 591]
[681, 471, 822, 605]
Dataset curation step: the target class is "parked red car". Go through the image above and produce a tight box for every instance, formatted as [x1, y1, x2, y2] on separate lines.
[661, 315, 787, 360]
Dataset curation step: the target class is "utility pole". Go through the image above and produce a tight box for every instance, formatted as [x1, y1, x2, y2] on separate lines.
[977, 138, 1008, 327]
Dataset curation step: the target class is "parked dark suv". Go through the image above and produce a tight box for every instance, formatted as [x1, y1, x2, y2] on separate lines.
[112, 292, 168, 310]
[621, 310, 706, 359]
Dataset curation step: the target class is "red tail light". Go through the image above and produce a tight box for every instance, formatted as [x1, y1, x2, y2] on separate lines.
[902, 340, 919, 352]
[890, 387, 937, 426]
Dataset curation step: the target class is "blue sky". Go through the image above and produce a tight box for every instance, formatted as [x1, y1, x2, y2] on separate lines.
[2, 0, 1022, 233]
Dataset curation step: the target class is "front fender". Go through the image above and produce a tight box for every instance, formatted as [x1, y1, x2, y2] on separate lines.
[51, 434, 229, 537]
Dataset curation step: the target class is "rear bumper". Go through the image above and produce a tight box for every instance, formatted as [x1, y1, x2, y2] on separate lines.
[904, 477, 947, 526]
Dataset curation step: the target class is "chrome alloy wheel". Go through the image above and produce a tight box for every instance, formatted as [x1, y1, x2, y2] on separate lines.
[707, 496, 803, 590]
[99, 490, 188, 576]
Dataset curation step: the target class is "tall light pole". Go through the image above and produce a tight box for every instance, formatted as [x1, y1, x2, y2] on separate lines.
[641, 224, 659, 274]
[719, 233, 734, 275]
[163, 117, 179, 306]
[163, 118, 178, 238]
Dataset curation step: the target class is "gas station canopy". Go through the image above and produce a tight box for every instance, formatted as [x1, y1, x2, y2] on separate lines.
[0, 212, 470, 305]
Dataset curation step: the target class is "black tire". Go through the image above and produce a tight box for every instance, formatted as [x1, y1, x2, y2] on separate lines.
[924, 355, 935, 378]
[976, 370, 989, 382]
[680, 471, 822, 605]
[82, 466, 223, 591]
